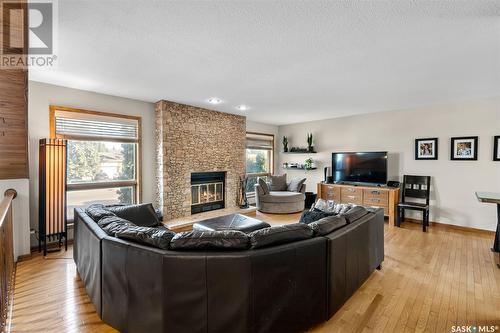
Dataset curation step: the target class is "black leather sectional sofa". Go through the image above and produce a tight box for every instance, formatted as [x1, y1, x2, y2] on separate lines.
[74, 206, 384, 333]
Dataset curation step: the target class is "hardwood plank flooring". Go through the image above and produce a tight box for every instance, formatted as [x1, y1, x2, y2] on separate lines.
[10, 214, 500, 333]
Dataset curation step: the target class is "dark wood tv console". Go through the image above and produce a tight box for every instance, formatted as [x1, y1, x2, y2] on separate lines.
[317, 183, 400, 225]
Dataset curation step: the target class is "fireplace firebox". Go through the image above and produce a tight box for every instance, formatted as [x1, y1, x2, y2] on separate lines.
[191, 172, 226, 214]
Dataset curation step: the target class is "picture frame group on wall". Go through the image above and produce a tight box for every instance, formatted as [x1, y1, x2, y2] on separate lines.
[414, 136, 500, 161]
[494, 136, 500, 161]
[450, 136, 478, 161]
[415, 138, 438, 160]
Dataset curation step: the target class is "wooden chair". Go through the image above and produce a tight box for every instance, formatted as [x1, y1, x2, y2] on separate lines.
[396, 175, 431, 232]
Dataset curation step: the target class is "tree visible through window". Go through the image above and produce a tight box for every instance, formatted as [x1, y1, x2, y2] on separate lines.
[118, 143, 135, 203]
[246, 133, 274, 194]
[50, 106, 141, 220]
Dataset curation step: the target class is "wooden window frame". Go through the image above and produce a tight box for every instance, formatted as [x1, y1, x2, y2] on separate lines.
[49, 105, 142, 205]
[245, 131, 275, 195]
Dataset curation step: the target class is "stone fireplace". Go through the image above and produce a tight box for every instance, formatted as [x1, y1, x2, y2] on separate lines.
[155, 100, 246, 220]
[191, 171, 225, 214]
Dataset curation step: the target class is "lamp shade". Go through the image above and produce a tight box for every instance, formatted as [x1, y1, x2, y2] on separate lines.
[39, 138, 67, 255]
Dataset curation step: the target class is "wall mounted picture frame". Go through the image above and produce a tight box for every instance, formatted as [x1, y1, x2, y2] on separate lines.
[494, 136, 500, 161]
[450, 136, 478, 160]
[415, 138, 438, 160]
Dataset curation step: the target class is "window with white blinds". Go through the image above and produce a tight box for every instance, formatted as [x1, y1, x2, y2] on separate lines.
[246, 132, 274, 150]
[50, 106, 142, 221]
[53, 110, 139, 142]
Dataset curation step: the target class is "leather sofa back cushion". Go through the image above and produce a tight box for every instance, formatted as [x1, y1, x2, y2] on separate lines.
[269, 174, 287, 191]
[342, 206, 369, 223]
[85, 204, 117, 222]
[115, 225, 175, 250]
[170, 230, 250, 251]
[249, 223, 313, 249]
[107, 203, 160, 227]
[299, 210, 336, 224]
[98, 216, 135, 236]
[308, 215, 347, 236]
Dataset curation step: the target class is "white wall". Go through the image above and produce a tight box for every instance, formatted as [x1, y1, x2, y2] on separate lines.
[0, 179, 30, 261]
[28, 81, 156, 246]
[278, 97, 500, 231]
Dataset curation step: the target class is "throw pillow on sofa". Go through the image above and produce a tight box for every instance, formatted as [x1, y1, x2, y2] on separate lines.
[311, 199, 352, 214]
[311, 198, 333, 212]
[107, 203, 160, 227]
[248, 223, 313, 249]
[269, 174, 287, 191]
[333, 203, 353, 215]
[342, 206, 369, 223]
[85, 204, 116, 222]
[115, 225, 175, 250]
[299, 210, 336, 224]
[308, 215, 347, 236]
[170, 230, 250, 251]
[287, 177, 306, 192]
[98, 216, 135, 236]
[258, 177, 270, 195]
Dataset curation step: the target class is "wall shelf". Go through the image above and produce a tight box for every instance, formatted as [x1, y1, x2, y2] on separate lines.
[282, 151, 317, 154]
[283, 167, 317, 171]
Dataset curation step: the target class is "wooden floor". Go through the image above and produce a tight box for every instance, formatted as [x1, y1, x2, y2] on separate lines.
[10, 213, 500, 333]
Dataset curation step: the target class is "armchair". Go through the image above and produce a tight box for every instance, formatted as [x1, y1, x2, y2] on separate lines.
[255, 182, 306, 214]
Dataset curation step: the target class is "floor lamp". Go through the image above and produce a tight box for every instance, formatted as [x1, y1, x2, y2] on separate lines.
[39, 138, 68, 255]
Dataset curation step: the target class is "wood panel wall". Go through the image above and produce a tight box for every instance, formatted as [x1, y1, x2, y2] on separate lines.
[0, 1, 29, 179]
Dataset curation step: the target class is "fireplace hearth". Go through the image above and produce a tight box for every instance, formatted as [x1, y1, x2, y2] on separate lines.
[191, 172, 226, 214]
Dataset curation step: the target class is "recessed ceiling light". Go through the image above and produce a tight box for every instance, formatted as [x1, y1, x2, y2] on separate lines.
[236, 105, 249, 111]
[208, 97, 222, 104]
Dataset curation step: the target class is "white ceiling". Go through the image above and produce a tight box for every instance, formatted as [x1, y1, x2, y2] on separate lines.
[30, 0, 500, 125]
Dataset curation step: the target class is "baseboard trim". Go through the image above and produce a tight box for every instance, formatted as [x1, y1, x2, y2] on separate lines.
[399, 217, 495, 235]
[16, 253, 32, 262]
[26, 239, 75, 258]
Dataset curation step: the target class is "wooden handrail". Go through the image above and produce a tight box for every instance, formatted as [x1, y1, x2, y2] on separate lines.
[0, 190, 17, 228]
[0, 188, 17, 332]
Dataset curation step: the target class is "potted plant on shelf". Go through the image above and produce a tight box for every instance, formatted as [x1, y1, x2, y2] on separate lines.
[307, 133, 314, 152]
[305, 158, 314, 170]
[283, 136, 289, 152]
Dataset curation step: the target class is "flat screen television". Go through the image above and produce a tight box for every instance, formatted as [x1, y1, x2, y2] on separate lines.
[332, 151, 387, 185]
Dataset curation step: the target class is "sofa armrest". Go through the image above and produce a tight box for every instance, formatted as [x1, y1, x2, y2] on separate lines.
[74, 209, 107, 317]
[254, 184, 265, 210]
